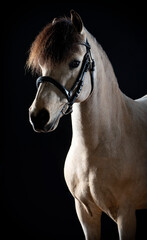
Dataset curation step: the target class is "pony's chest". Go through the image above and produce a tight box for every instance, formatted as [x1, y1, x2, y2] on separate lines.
[64, 154, 91, 202]
[64, 153, 120, 214]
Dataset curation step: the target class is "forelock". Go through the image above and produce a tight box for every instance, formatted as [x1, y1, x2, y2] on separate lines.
[27, 17, 83, 74]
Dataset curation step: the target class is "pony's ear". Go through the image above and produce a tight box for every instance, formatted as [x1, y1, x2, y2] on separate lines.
[52, 18, 57, 25]
[70, 10, 83, 34]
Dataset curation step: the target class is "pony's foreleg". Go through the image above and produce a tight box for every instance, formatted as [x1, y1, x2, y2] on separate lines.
[117, 206, 136, 240]
[75, 198, 102, 240]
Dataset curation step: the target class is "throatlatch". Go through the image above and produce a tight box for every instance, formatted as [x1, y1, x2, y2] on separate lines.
[36, 39, 95, 115]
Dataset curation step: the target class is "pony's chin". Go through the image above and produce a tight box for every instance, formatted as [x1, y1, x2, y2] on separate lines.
[33, 121, 59, 133]
[43, 116, 61, 132]
[44, 121, 59, 132]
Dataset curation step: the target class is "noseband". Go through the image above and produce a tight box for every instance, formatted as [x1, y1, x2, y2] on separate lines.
[36, 39, 95, 115]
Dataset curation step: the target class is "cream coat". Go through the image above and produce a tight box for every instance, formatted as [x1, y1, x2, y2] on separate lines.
[29, 11, 147, 240]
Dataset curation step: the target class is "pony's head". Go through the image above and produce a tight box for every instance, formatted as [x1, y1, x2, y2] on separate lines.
[28, 10, 94, 132]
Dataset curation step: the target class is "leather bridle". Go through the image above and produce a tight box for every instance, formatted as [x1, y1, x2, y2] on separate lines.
[36, 39, 95, 115]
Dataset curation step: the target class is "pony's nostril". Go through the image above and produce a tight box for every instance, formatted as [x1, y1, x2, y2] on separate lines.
[30, 109, 50, 130]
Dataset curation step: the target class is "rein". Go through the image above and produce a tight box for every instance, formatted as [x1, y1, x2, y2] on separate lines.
[36, 39, 95, 115]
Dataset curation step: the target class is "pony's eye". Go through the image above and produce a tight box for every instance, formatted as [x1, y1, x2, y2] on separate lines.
[69, 60, 80, 69]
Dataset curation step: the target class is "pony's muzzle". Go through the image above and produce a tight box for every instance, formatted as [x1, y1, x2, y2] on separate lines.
[29, 108, 50, 132]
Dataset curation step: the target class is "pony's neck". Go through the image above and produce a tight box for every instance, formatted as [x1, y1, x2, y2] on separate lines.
[71, 30, 128, 151]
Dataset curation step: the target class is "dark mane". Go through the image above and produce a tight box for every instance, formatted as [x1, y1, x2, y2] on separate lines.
[27, 17, 83, 74]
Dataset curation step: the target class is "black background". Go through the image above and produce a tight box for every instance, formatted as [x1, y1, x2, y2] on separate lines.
[2, 1, 147, 239]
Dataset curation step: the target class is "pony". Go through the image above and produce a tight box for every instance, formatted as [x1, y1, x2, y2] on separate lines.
[27, 10, 147, 240]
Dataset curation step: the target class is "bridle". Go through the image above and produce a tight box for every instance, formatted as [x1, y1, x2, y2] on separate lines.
[36, 39, 95, 115]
